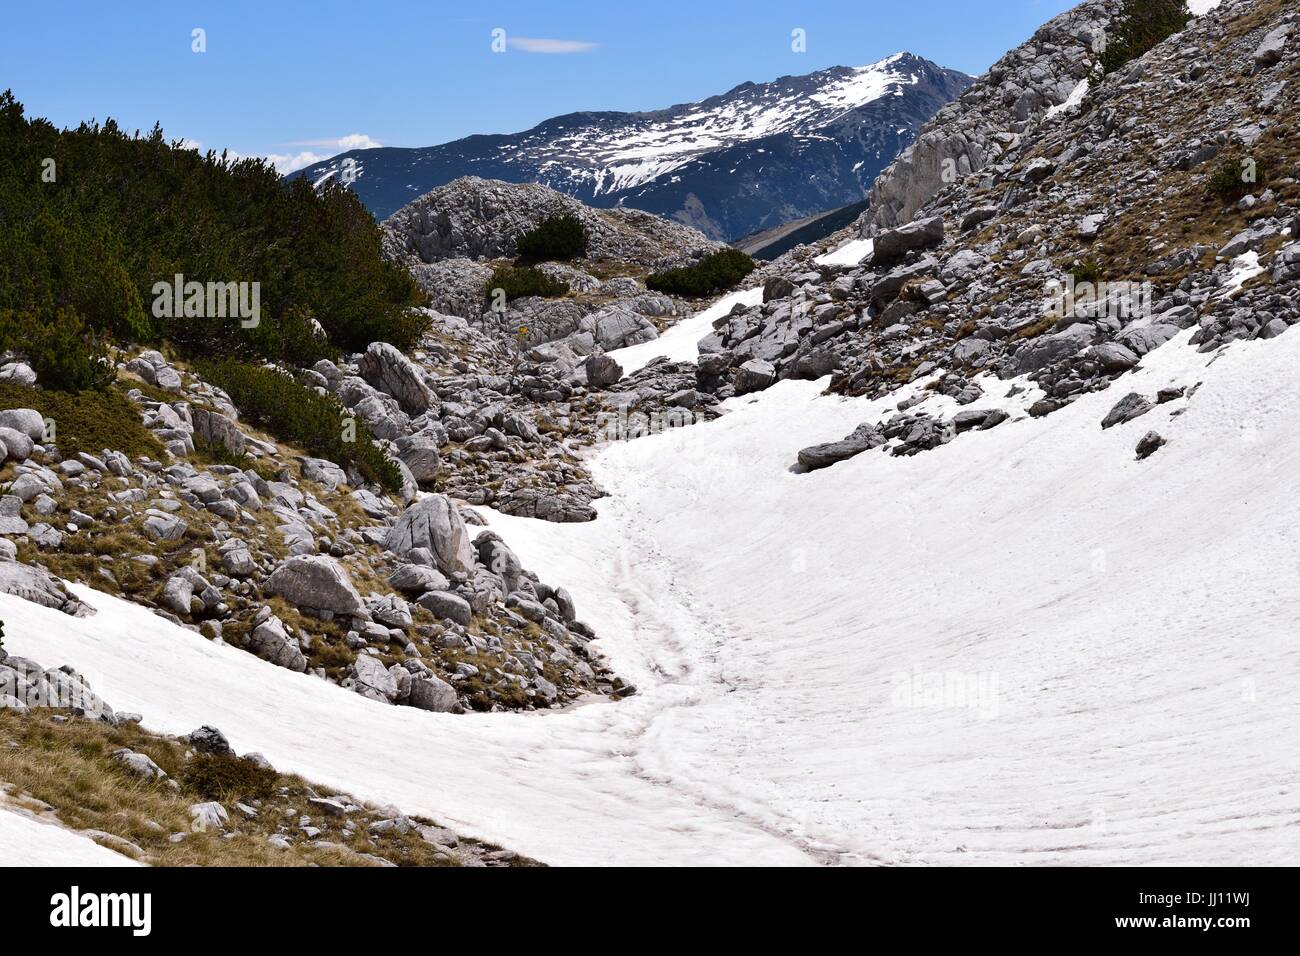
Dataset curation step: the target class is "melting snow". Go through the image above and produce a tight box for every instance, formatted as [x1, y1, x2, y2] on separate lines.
[1045, 79, 1090, 120]
[7, 303, 1298, 866]
[606, 287, 764, 374]
[0, 808, 139, 866]
[815, 237, 874, 267]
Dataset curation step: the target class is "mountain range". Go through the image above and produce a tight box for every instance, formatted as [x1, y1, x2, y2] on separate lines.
[292, 52, 972, 241]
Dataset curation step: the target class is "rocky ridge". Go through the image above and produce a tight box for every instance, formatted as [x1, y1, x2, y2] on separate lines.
[688, 0, 1298, 469]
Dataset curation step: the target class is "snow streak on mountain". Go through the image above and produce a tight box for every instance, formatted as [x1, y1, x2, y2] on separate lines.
[292, 53, 972, 240]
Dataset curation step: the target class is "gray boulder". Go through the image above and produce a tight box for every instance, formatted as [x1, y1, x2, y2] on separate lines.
[0, 562, 95, 617]
[192, 407, 245, 457]
[0, 409, 44, 442]
[871, 216, 945, 267]
[408, 675, 458, 712]
[358, 342, 436, 415]
[416, 590, 473, 626]
[387, 563, 450, 595]
[264, 555, 366, 616]
[1101, 393, 1154, 429]
[249, 616, 308, 672]
[383, 495, 477, 575]
[584, 354, 623, 387]
[349, 654, 399, 702]
[797, 423, 886, 471]
[734, 359, 777, 395]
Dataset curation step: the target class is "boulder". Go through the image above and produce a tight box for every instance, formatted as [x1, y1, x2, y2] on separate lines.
[763, 275, 796, 302]
[249, 616, 308, 672]
[192, 407, 246, 457]
[396, 435, 441, 483]
[112, 749, 167, 780]
[1101, 393, 1153, 429]
[0, 408, 44, 442]
[387, 563, 450, 595]
[264, 555, 366, 616]
[416, 590, 473, 626]
[870, 216, 944, 267]
[358, 342, 436, 415]
[187, 725, 234, 755]
[383, 495, 477, 575]
[1135, 431, 1167, 460]
[584, 354, 623, 387]
[1253, 25, 1291, 68]
[733, 359, 777, 395]
[407, 675, 458, 712]
[796, 423, 886, 471]
[349, 654, 398, 702]
[0, 427, 34, 462]
[0, 562, 95, 617]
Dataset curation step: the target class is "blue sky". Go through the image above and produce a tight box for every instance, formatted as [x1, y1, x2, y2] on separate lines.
[1, 0, 1076, 172]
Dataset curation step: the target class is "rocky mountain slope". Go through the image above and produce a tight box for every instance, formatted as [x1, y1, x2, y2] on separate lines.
[4, 0, 1298, 869]
[292, 54, 972, 241]
[694, 0, 1298, 469]
[0, 178, 729, 724]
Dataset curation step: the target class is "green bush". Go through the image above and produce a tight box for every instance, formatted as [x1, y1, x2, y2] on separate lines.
[195, 359, 402, 492]
[1099, 0, 1191, 74]
[484, 265, 570, 303]
[515, 215, 587, 262]
[1206, 157, 1259, 203]
[1070, 257, 1103, 284]
[0, 307, 115, 391]
[645, 249, 756, 297]
[180, 753, 278, 802]
[0, 380, 164, 459]
[0, 89, 425, 369]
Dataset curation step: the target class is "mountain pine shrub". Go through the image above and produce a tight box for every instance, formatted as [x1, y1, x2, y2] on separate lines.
[196, 359, 402, 492]
[485, 265, 570, 303]
[515, 215, 587, 262]
[1098, 0, 1191, 74]
[1206, 156, 1260, 203]
[645, 249, 756, 297]
[0, 90, 425, 375]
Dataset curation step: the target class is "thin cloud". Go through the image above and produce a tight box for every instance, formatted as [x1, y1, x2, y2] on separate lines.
[283, 133, 384, 150]
[507, 36, 598, 54]
[265, 134, 383, 175]
[264, 151, 328, 175]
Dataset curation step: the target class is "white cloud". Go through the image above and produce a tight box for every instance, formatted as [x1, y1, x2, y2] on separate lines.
[507, 36, 598, 54]
[264, 150, 328, 175]
[261, 134, 383, 175]
[336, 133, 383, 150]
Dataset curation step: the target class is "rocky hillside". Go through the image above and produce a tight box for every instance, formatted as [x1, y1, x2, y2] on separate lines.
[691, 0, 1297, 471]
[0, 177, 744, 723]
[292, 54, 972, 240]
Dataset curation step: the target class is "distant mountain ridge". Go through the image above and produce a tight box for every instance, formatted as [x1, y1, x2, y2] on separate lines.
[291, 53, 973, 241]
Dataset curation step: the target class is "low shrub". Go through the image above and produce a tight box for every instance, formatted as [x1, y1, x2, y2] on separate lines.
[0, 381, 164, 458]
[1070, 257, 1103, 284]
[484, 266, 570, 303]
[1206, 157, 1259, 203]
[515, 215, 588, 262]
[645, 249, 756, 297]
[195, 359, 402, 492]
[1098, 0, 1191, 74]
[0, 307, 115, 391]
[179, 752, 278, 802]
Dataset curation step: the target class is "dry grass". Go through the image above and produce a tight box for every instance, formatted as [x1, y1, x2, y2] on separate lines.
[0, 709, 535, 866]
